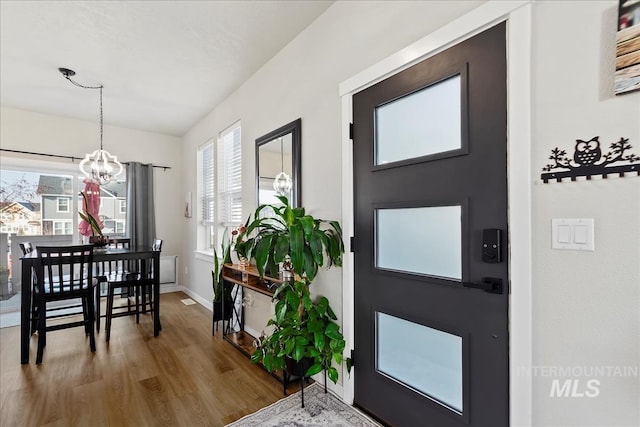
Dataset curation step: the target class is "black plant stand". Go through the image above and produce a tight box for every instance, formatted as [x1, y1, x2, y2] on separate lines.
[211, 297, 234, 336]
[283, 358, 329, 408]
[211, 270, 234, 336]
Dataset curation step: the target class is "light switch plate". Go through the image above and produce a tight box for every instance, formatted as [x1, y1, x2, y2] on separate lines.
[552, 218, 595, 251]
[557, 225, 571, 243]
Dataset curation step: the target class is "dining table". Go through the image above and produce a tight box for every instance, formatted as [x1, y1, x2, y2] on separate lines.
[19, 245, 161, 364]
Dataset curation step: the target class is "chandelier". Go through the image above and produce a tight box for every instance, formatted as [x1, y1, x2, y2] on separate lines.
[59, 67, 123, 185]
[273, 137, 292, 196]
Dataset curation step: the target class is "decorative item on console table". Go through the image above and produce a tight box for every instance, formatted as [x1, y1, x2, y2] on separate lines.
[236, 195, 351, 405]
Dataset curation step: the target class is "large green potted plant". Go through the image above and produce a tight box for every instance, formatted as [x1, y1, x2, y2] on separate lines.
[237, 196, 351, 384]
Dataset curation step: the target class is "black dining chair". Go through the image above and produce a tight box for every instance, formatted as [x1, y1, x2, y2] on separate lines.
[21, 242, 85, 336]
[94, 238, 131, 331]
[139, 239, 162, 315]
[34, 245, 96, 364]
[104, 250, 157, 342]
[19, 242, 38, 334]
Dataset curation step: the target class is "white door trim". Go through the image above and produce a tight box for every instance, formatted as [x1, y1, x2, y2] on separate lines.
[339, 2, 533, 426]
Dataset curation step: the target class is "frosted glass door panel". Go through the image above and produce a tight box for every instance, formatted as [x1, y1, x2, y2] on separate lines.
[376, 206, 461, 279]
[375, 75, 461, 165]
[377, 312, 463, 413]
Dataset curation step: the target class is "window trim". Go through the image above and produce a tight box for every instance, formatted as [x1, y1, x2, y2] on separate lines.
[56, 197, 70, 213]
[52, 219, 73, 235]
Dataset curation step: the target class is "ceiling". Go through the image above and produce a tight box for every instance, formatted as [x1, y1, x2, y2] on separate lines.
[0, 1, 333, 137]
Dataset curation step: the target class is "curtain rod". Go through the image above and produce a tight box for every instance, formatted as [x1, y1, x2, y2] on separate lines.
[0, 148, 171, 171]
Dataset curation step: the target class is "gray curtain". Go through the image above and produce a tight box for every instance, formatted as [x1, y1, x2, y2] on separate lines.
[126, 162, 155, 248]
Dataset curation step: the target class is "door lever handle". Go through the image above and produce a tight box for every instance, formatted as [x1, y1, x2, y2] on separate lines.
[462, 277, 503, 294]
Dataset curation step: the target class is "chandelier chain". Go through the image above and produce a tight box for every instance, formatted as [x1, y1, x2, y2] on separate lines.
[59, 67, 122, 185]
[61, 74, 102, 90]
[61, 74, 104, 150]
[280, 137, 284, 169]
[99, 86, 103, 150]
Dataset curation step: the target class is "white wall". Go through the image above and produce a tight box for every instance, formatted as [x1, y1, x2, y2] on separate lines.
[180, 0, 483, 320]
[531, 2, 640, 426]
[181, 0, 639, 425]
[0, 106, 183, 263]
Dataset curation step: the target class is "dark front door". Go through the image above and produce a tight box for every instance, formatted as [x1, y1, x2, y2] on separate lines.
[352, 23, 508, 426]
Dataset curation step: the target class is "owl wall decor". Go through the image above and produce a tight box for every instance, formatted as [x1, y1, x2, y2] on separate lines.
[541, 136, 640, 183]
[573, 137, 602, 166]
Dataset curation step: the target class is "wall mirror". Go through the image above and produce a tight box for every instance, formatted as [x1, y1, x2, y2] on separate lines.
[255, 118, 301, 207]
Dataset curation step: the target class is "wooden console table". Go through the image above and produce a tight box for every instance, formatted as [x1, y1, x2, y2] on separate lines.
[221, 263, 293, 391]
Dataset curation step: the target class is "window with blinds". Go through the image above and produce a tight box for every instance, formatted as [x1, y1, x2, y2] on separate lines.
[217, 122, 242, 228]
[200, 142, 215, 227]
[197, 122, 242, 252]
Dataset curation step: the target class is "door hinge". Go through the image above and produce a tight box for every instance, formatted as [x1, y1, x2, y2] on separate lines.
[350, 236, 355, 253]
[350, 349, 355, 367]
[349, 122, 354, 140]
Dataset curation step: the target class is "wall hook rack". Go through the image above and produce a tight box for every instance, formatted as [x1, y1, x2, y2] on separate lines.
[541, 136, 640, 183]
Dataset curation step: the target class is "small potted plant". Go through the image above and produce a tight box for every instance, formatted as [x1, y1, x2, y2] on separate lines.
[238, 196, 351, 385]
[79, 190, 108, 246]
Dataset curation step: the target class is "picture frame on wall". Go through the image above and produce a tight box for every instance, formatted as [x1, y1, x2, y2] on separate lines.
[615, 0, 640, 94]
[184, 191, 192, 218]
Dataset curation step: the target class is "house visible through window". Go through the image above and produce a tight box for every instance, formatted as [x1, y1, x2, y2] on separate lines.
[0, 166, 127, 239]
[198, 121, 242, 252]
[98, 180, 127, 237]
[0, 164, 127, 311]
[104, 219, 125, 234]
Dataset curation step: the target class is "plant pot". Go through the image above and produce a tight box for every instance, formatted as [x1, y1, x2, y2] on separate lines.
[284, 356, 314, 379]
[212, 298, 233, 322]
[89, 235, 109, 247]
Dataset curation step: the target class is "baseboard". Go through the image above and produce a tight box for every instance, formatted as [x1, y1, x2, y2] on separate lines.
[160, 283, 180, 294]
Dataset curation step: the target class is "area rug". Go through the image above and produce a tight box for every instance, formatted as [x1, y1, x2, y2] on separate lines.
[226, 383, 382, 427]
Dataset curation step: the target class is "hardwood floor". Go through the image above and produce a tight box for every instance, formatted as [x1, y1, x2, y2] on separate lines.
[0, 291, 301, 426]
